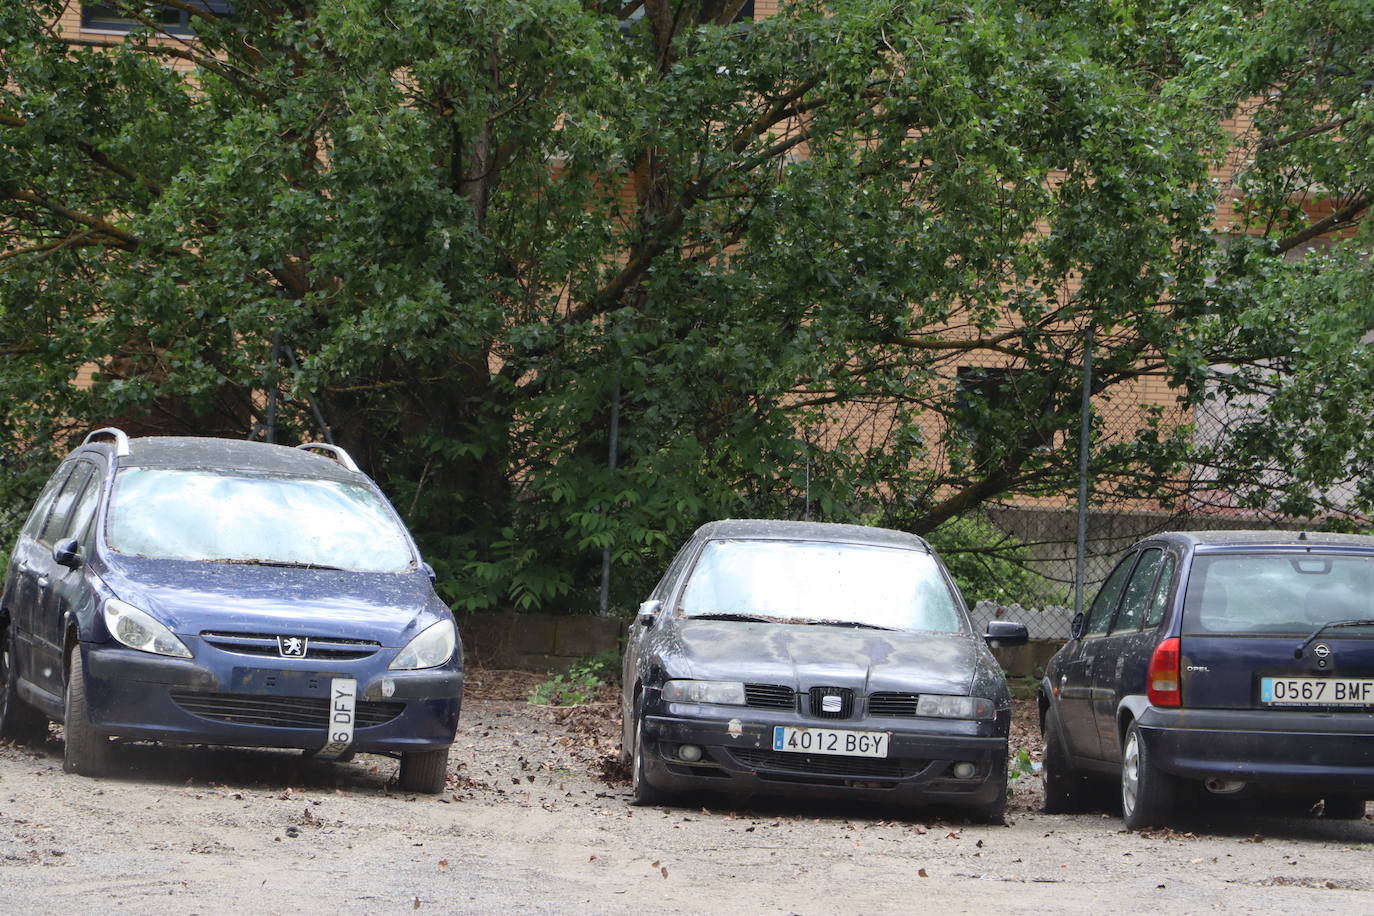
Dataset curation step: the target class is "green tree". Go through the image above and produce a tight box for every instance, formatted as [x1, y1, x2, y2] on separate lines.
[2, 0, 1371, 611]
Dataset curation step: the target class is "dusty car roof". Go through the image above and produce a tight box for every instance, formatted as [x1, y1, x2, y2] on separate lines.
[100, 436, 360, 482]
[694, 519, 932, 551]
[1163, 530, 1374, 550]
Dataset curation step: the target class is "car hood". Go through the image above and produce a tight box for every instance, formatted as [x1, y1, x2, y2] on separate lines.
[666, 619, 985, 695]
[100, 555, 444, 646]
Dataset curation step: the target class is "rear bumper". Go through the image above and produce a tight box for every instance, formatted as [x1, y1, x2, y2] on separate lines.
[83, 643, 462, 754]
[641, 711, 1008, 808]
[1137, 706, 1374, 791]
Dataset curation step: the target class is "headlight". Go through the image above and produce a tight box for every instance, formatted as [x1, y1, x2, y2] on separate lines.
[662, 679, 747, 705]
[916, 694, 994, 720]
[103, 599, 192, 658]
[390, 619, 456, 670]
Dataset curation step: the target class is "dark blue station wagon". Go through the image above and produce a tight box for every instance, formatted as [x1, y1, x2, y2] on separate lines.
[1040, 531, 1374, 828]
[0, 429, 462, 792]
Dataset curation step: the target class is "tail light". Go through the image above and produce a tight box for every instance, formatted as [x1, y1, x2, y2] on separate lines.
[1147, 637, 1182, 707]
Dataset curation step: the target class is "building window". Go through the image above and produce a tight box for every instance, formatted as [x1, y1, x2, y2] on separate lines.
[80, 2, 234, 35]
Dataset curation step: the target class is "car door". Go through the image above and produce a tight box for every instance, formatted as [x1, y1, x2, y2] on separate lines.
[1090, 546, 1169, 761]
[29, 460, 100, 696]
[1056, 552, 1135, 761]
[4, 461, 74, 681]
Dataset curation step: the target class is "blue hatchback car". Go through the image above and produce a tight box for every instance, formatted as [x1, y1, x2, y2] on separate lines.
[1040, 530, 1374, 828]
[0, 429, 462, 792]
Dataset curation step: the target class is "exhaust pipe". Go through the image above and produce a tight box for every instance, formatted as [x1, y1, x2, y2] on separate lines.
[1205, 777, 1246, 795]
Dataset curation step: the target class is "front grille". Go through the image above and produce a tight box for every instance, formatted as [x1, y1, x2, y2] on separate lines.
[731, 748, 924, 780]
[745, 684, 796, 710]
[808, 686, 854, 719]
[200, 631, 380, 661]
[868, 692, 920, 717]
[170, 691, 404, 729]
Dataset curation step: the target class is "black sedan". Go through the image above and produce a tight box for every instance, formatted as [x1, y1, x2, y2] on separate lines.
[620, 519, 1028, 823]
[1040, 530, 1374, 828]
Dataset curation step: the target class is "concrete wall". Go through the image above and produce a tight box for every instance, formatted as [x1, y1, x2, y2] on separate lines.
[456, 611, 1061, 682]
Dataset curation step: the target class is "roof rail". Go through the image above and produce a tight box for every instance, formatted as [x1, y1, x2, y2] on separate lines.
[83, 427, 131, 457]
[296, 442, 360, 473]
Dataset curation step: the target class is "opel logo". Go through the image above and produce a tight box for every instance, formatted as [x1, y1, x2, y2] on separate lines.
[1314, 644, 1331, 659]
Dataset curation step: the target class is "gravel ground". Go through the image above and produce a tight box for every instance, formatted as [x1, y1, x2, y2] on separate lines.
[1, 669, 1372, 915]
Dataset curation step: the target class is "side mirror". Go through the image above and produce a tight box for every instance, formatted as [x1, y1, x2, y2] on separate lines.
[637, 599, 662, 627]
[1069, 612, 1086, 640]
[53, 537, 83, 570]
[421, 562, 437, 583]
[984, 620, 1029, 648]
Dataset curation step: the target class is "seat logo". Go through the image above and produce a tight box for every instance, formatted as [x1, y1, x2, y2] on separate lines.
[278, 636, 309, 658]
[821, 694, 842, 713]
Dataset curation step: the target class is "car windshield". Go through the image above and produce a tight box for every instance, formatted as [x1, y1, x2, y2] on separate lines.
[678, 538, 965, 633]
[106, 468, 415, 573]
[1183, 552, 1374, 635]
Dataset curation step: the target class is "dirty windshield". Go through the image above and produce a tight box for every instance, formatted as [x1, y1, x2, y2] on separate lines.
[106, 468, 415, 573]
[679, 538, 964, 633]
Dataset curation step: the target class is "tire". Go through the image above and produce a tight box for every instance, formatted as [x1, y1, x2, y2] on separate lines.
[1041, 707, 1091, 814]
[63, 648, 112, 777]
[398, 747, 449, 794]
[630, 715, 670, 807]
[0, 625, 49, 743]
[1120, 721, 1175, 829]
[969, 757, 1009, 825]
[1321, 795, 1368, 820]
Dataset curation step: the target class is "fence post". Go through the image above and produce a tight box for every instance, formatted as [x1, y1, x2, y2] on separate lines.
[1074, 324, 1094, 617]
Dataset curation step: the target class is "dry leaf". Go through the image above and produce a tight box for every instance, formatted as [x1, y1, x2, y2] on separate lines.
[438, 860, 448, 872]
[660, 866, 669, 879]
[918, 868, 928, 878]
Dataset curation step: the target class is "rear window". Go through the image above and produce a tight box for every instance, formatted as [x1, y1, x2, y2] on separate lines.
[1183, 552, 1374, 636]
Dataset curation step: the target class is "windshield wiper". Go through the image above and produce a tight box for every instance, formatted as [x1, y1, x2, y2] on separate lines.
[214, 558, 347, 571]
[1294, 618, 1374, 658]
[803, 619, 898, 631]
[685, 612, 776, 623]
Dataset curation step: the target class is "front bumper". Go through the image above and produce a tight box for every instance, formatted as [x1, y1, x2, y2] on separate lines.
[82, 642, 462, 754]
[1137, 706, 1374, 791]
[641, 708, 1008, 808]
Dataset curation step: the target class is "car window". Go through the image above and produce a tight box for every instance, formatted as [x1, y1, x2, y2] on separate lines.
[1183, 552, 1374, 635]
[1085, 552, 1135, 635]
[1144, 552, 1176, 628]
[105, 468, 415, 573]
[40, 462, 97, 544]
[678, 538, 965, 633]
[20, 461, 73, 539]
[1112, 548, 1163, 633]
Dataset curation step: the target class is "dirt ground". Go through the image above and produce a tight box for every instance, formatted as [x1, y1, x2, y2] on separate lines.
[2, 669, 1372, 915]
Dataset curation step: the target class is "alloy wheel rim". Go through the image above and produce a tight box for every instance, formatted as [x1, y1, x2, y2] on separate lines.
[1122, 733, 1140, 815]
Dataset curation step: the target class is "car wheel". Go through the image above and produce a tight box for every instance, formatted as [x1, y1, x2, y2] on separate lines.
[398, 747, 449, 794]
[969, 761, 1009, 826]
[1041, 707, 1091, 814]
[1321, 795, 1368, 820]
[1120, 721, 1174, 829]
[63, 648, 112, 777]
[630, 715, 670, 807]
[0, 626, 48, 743]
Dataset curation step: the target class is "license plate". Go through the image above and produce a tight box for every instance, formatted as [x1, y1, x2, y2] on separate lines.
[315, 677, 357, 759]
[1260, 676, 1374, 706]
[772, 726, 889, 758]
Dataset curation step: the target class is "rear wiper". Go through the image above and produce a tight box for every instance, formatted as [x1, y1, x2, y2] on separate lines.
[803, 619, 898, 631]
[685, 612, 775, 623]
[1294, 618, 1374, 658]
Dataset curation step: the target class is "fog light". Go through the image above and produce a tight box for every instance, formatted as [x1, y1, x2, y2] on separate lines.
[952, 761, 977, 779]
[678, 744, 703, 762]
[381, 677, 396, 698]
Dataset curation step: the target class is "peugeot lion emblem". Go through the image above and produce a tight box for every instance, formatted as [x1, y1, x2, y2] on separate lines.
[278, 636, 309, 658]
